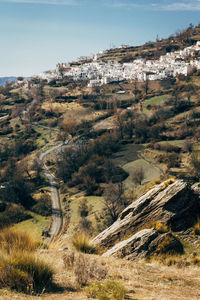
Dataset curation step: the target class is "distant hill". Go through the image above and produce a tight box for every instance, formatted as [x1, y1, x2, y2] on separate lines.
[98, 24, 200, 63]
[0, 77, 18, 85]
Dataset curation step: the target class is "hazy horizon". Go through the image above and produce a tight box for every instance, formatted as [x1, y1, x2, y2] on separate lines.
[0, 0, 200, 77]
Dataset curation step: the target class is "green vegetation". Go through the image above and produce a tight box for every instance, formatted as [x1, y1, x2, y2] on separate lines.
[145, 94, 169, 107]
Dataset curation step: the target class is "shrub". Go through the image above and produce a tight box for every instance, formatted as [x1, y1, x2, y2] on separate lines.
[0, 204, 31, 229]
[85, 280, 128, 300]
[154, 178, 162, 185]
[0, 228, 38, 254]
[32, 194, 52, 216]
[150, 221, 168, 233]
[193, 219, 200, 235]
[0, 262, 33, 293]
[191, 256, 200, 265]
[156, 234, 184, 255]
[63, 252, 107, 287]
[72, 232, 98, 254]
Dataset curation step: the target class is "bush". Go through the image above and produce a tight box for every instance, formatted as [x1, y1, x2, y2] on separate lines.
[159, 152, 181, 168]
[32, 194, 52, 216]
[63, 252, 107, 287]
[0, 263, 33, 293]
[72, 232, 98, 254]
[150, 221, 168, 233]
[85, 280, 128, 300]
[156, 234, 184, 255]
[193, 219, 200, 235]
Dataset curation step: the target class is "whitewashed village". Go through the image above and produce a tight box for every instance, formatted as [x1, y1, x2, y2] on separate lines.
[37, 41, 200, 87]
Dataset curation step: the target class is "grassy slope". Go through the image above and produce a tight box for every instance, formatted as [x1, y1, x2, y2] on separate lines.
[67, 195, 104, 238]
[123, 159, 161, 189]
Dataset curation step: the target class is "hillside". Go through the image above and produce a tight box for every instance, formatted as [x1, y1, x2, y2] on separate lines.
[1, 24, 200, 299]
[98, 24, 200, 63]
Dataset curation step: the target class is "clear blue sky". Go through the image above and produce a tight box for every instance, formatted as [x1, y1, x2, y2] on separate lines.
[0, 0, 200, 76]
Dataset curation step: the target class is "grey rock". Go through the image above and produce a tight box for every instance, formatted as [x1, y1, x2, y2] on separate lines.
[102, 228, 183, 259]
[93, 180, 200, 248]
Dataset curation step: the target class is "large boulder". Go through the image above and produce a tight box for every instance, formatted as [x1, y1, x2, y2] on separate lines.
[102, 228, 183, 260]
[93, 180, 200, 248]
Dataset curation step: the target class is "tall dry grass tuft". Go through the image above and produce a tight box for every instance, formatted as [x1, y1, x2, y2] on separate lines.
[72, 232, 98, 254]
[0, 228, 38, 254]
[0, 228, 54, 294]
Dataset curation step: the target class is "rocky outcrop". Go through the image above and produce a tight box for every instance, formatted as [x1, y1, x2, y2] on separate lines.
[93, 180, 200, 248]
[102, 229, 183, 260]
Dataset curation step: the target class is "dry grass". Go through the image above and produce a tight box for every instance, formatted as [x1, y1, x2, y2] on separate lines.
[2, 247, 200, 299]
[72, 232, 98, 254]
[85, 280, 128, 300]
[0, 228, 54, 294]
[149, 221, 168, 233]
[0, 228, 38, 254]
[0, 251, 54, 293]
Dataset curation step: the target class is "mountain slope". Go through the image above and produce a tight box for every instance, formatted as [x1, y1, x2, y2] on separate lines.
[0, 77, 17, 85]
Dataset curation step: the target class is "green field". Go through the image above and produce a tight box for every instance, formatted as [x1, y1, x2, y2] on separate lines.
[145, 94, 169, 107]
[112, 143, 144, 166]
[122, 158, 161, 189]
[67, 195, 105, 237]
[12, 213, 51, 239]
[158, 140, 185, 148]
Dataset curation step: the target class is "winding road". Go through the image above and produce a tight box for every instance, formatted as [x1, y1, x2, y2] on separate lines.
[22, 97, 68, 239]
[39, 142, 68, 239]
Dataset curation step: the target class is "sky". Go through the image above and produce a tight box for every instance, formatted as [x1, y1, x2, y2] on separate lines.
[0, 0, 200, 77]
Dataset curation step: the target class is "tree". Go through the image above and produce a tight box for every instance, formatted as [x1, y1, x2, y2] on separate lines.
[58, 64, 65, 79]
[103, 182, 128, 222]
[77, 198, 93, 234]
[144, 77, 149, 95]
[191, 151, 200, 179]
[132, 167, 145, 185]
[115, 111, 126, 139]
[17, 76, 24, 82]
[1, 160, 35, 208]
